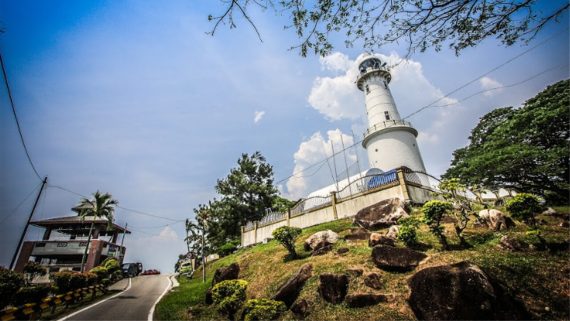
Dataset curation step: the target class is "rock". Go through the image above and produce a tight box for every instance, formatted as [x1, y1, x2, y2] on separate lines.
[559, 221, 569, 228]
[344, 227, 371, 241]
[273, 264, 313, 307]
[478, 209, 515, 231]
[499, 235, 529, 252]
[408, 261, 529, 320]
[290, 299, 310, 319]
[386, 225, 400, 239]
[304, 230, 339, 252]
[205, 263, 240, 304]
[369, 233, 395, 247]
[542, 207, 558, 216]
[354, 198, 409, 229]
[371, 245, 427, 272]
[336, 247, 349, 254]
[345, 293, 387, 308]
[363, 273, 382, 290]
[346, 268, 363, 277]
[311, 243, 333, 256]
[318, 273, 349, 304]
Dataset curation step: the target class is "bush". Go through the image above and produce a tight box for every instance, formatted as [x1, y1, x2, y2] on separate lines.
[89, 266, 109, 281]
[52, 271, 78, 293]
[84, 272, 98, 286]
[0, 267, 24, 309]
[111, 270, 123, 282]
[240, 298, 286, 321]
[13, 286, 50, 306]
[219, 240, 240, 257]
[23, 262, 47, 284]
[422, 200, 453, 249]
[506, 193, 543, 226]
[101, 278, 111, 287]
[101, 258, 120, 273]
[272, 226, 302, 258]
[69, 272, 88, 290]
[212, 279, 248, 320]
[397, 217, 420, 246]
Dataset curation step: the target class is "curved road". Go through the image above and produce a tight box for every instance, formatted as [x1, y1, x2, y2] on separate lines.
[61, 275, 171, 321]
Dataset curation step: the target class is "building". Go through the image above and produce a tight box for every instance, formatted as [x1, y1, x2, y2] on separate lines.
[14, 216, 130, 273]
[356, 54, 427, 172]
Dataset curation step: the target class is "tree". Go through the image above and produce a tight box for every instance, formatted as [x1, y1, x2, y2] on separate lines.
[72, 191, 118, 272]
[186, 204, 214, 282]
[505, 193, 543, 226]
[444, 79, 569, 204]
[209, 0, 568, 57]
[439, 178, 472, 247]
[422, 200, 452, 250]
[215, 152, 278, 238]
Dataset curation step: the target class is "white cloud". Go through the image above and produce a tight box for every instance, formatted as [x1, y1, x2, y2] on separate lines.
[479, 76, 503, 96]
[286, 129, 356, 199]
[319, 52, 352, 72]
[253, 110, 266, 123]
[154, 225, 179, 241]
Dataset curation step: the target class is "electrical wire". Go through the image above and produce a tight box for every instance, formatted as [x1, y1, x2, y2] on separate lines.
[0, 52, 42, 180]
[402, 28, 567, 120]
[0, 182, 43, 224]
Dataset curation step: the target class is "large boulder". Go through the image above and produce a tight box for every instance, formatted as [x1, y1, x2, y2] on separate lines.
[363, 273, 383, 290]
[408, 261, 529, 320]
[354, 198, 409, 229]
[318, 273, 349, 304]
[272, 264, 313, 308]
[371, 245, 427, 272]
[344, 227, 371, 241]
[478, 209, 515, 231]
[369, 233, 395, 247]
[205, 263, 240, 304]
[304, 230, 339, 253]
[290, 299, 310, 319]
[498, 235, 529, 252]
[345, 293, 387, 308]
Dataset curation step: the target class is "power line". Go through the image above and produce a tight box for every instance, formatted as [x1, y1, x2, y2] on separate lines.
[48, 184, 185, 223]
[403, 28, 567, 120]
[0, 52, 42, 180]
[0, 182, 43, 224]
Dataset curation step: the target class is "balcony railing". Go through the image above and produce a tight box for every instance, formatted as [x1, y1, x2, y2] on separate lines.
[363, 120, 414, 137]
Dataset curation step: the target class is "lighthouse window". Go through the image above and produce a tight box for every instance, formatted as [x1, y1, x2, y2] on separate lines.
[365, 84, 370, 94]
[384, 111, 390, 120]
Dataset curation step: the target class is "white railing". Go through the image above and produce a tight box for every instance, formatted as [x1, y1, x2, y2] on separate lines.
[364, 120, 414, 137]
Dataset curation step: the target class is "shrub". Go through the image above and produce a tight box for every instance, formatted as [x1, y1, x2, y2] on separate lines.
[13, 286, 50, 306]
[101, 278, 111, 287]
[212, 279, 248, 320]
[272, 226, 302, 258]
[422, 200, 453, 250]
[219, 240, 240, 257]
[0, 267, 24, 309]
[111, 270, 123, 282]
[89, 266, 109, 281]
[101, 258, 120, 273]
[52, 271, 74, 293]
[23, 262, 47, 284]
[84, 272, 98, 286]
[69, 272, 88, 290]
[397, 217, 420, 246]
[240, 298, 286, 321]
[506, 193, 543, 226]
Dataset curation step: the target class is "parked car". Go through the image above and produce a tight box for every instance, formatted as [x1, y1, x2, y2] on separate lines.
[121, 262, 143, 277]
[141, 269, 160, 275]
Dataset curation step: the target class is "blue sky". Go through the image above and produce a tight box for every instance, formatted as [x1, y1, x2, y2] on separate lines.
[1, 0, 568, 273]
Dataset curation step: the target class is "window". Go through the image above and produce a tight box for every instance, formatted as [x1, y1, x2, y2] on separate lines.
[365, 84, 370, 94]
[384, 111, 390, 120]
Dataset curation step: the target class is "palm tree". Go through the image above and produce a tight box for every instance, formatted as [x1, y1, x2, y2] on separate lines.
[73, 191, 118, 272]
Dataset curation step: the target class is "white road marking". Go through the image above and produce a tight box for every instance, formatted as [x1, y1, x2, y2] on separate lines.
[147, 275, 173, 321]
[57, 277, 132, 321]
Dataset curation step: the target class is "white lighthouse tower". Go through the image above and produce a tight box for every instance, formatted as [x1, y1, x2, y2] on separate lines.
[356, 55, 426, 172]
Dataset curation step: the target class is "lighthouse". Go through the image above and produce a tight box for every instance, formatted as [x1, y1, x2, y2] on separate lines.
[356, 55, 426, 172]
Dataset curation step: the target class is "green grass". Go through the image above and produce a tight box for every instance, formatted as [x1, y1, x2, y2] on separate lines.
[156, 210, 570, 321]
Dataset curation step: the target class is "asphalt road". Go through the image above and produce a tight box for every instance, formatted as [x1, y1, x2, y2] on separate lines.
[63, 275, 171, 321]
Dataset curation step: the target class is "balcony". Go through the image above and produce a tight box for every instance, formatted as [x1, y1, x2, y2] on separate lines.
[362, 120, 418, 147]
[31, 240, 125, 257]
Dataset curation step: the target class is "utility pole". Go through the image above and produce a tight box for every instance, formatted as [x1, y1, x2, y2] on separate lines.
[330, 141, 340, 192]
[351, 130, 363, 180]
[120, 222, 127, 262]
[10, 176, 48, 270]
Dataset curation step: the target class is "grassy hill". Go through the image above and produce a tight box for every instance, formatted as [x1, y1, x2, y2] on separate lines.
[156, 206, 570, 320]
